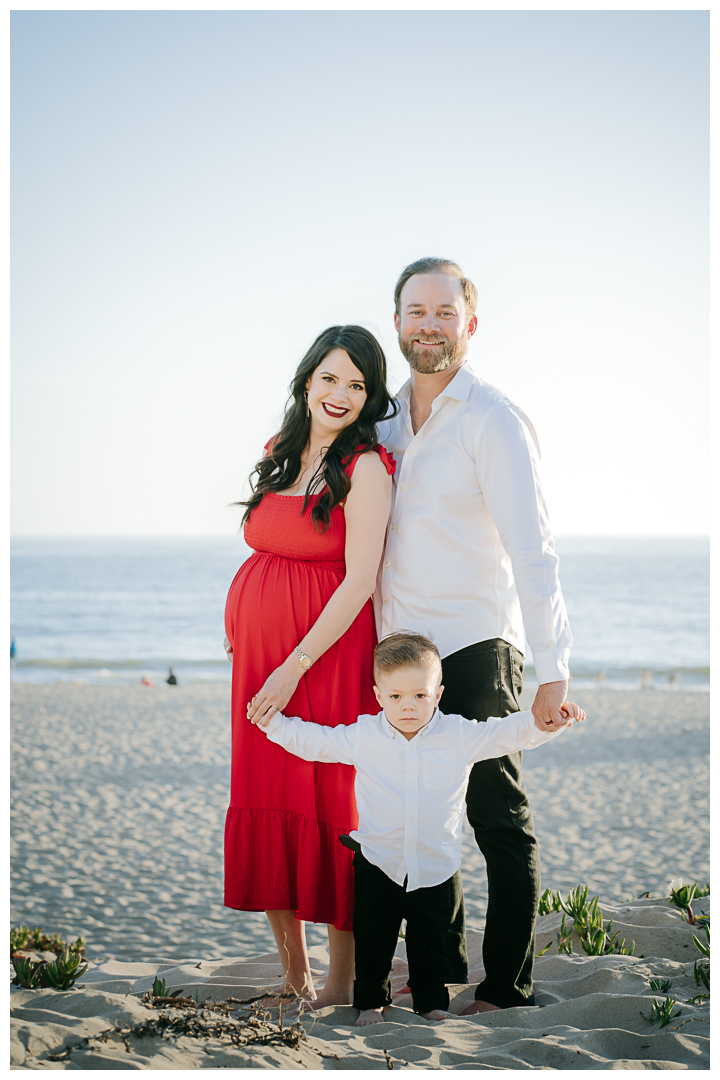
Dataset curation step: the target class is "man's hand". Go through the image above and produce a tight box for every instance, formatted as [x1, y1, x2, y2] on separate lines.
[531, 679, 569, 731]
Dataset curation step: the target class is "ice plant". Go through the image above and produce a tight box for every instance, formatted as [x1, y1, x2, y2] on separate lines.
[692, 925, 709, 995]
[668, 878, 707, 924]
[640, 995, 682, 1027]
[40, 948, 89, 990]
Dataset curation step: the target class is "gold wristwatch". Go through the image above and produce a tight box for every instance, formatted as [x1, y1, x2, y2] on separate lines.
[294, 646, 313, 671]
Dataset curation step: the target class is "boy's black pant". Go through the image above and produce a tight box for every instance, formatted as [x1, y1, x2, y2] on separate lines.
[441, 638, 539, 1009]
[352, 851, 468, 1015]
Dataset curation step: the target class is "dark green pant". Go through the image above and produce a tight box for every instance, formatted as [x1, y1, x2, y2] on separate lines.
[440, 639, 540, 1009]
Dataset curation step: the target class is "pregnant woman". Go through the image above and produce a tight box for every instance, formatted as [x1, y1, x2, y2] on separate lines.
[224, 325, 396, 1008]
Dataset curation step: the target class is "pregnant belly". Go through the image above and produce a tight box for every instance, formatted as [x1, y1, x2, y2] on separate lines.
[225, 552, 345, 651]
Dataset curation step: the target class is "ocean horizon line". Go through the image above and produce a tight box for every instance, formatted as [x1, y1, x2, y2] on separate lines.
[10, 532, 711, 542]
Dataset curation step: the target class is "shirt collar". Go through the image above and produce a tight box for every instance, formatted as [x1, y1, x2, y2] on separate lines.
[419, 707, 442, 737]
[397, 363, 474, 407]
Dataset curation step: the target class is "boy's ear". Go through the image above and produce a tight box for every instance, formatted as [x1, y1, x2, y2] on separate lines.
[436, 683, 444, 703]
[373, 684, 383, 705]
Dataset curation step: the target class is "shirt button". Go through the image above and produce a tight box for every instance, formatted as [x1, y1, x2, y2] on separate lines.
[383, 599, 389, 606]
[391, 524, 396, 530]
[385, 562, 390, 568]
[409, 815, 415, 821]
[400, 486, 405, 492]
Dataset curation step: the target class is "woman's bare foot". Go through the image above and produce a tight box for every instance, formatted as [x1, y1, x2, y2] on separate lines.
[305, 987, 353, 1010]
[261, 988, 316, 1010]
[356, 1007, 389, 1026]
[418, 1009, 454, 1021]
[459, 1000, 502, 1016]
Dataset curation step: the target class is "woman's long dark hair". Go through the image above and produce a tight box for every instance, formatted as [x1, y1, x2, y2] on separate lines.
[240, 325, 398, 531]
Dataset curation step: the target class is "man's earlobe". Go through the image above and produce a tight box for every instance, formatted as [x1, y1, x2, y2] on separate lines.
[393, 312, 400, 331]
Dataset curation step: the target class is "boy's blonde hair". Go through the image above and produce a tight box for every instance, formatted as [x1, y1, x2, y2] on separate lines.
[373, 632, 442, 680]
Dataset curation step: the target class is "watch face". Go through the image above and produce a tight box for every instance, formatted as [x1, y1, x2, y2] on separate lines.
[301, 656, 312, 670]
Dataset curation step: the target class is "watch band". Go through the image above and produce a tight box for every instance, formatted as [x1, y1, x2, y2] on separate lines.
[294, 646, 313, 671]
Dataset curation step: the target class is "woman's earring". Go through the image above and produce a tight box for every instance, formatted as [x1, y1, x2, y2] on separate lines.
[304, 391, 310, 417]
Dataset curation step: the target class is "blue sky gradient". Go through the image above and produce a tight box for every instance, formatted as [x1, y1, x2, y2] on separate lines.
[11, 10, 709, 534]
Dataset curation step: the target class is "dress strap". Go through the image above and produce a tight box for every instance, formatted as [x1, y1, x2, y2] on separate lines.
[342, 444, 397, 479]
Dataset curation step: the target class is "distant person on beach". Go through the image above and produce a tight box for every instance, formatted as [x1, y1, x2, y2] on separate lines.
[376, 257, 576, 1015]
[223, 326, 397, 1008]
[251, 633, 584, 1025]
[166, 668, 177, 685]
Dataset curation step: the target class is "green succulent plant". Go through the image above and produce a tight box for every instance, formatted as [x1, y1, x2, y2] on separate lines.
[40, 948, 89, 990]
[640, 995, 682, 1028]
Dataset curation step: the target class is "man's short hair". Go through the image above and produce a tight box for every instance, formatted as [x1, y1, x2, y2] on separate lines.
[373, 631, 442, 679]
[394, 257, 478, 317]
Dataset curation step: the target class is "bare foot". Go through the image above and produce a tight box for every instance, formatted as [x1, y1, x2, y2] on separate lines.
[418, 1009, 454, 1021]
[356, 1007, 389, 1026]
[459, 1000, 502, 1016]
[261, 985, 316, 1010]
[305, 988, 353, 1010]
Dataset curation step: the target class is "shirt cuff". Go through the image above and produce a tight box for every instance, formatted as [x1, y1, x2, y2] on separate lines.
[532, 649, 571, 685]
[516, 709, 567, 747]
[263, 710, 286, 736]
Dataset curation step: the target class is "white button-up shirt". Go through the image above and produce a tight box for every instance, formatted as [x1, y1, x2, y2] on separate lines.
[375, 364, 572, 684]
[263, 707, 564, 891]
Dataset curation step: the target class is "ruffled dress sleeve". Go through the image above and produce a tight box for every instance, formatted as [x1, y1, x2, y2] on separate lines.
[342, 444, 396, 479]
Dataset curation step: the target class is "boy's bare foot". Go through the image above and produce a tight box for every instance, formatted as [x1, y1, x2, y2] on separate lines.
[418, 1009, 454, 1021]
[459, 1000, 502, 1015]
[356, 1007, 389, 1026]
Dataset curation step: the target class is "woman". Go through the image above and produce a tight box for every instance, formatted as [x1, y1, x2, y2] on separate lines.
[224, 325, 397, 1008]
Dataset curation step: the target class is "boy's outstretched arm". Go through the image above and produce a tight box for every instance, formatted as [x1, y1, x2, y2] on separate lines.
[461, 703, 583, 764]
[250, 701, 357, 766]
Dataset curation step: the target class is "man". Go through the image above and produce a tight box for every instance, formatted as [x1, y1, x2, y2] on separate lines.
[375, 257, 573, 1013]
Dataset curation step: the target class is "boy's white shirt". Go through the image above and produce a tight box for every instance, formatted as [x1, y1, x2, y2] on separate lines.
[262, 707, 565, 892]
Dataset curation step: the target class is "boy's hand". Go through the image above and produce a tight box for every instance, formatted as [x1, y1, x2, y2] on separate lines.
[560, 701, 585, 724]
[533, 699, 584, 732]
[248, 696, 278, 729]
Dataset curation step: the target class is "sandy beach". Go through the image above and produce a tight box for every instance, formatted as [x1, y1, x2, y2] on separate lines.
[11, 682, 710, 1068]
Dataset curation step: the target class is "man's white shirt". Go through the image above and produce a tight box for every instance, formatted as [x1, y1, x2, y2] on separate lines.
[262, 707, 564, 891]
[375, 364, 572, 684]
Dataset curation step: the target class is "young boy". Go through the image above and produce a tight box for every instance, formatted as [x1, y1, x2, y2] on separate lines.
[251, 631, 584, 1026]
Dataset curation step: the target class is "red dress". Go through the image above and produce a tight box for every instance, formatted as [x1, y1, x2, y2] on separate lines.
[224, 446, 396, 931]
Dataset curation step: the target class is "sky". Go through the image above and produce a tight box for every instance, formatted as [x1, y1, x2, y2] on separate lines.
[10, 8, 709, 537]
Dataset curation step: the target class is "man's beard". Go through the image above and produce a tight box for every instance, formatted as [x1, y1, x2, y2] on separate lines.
[399, 331, 468, 373]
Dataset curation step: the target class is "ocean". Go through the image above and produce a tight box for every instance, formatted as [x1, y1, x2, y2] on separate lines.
[10, 536, 709, 692]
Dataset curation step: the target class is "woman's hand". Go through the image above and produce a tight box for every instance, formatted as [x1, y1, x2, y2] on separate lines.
[224, 636, 233, 663]
[247, 656, 303, 723]
[248, 696, 276, 728]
